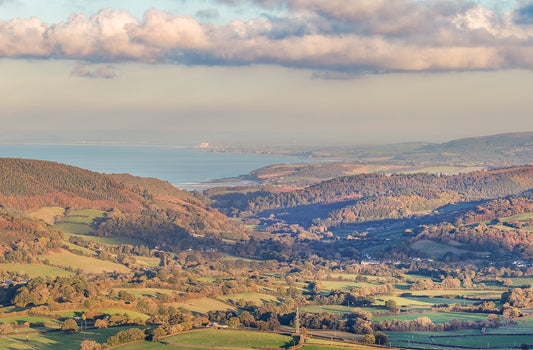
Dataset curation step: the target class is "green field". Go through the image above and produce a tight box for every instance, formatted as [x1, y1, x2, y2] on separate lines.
[373, 311, 492, 324]
[408, 290, 502, 298]
[501, 213, 533, 221]
[218, 293, 282, 306]
[410, 240, 472, 259]
[64, 232, 148, 247]
[135, 256, 161, 267]
[40, 249, 130, 274]
[375, 295, 486, 310]
[61, 241, 98, 255]
[116, 342, 168, 349]
[170, 298, 236, 315]
[303, 338, 381, 350]
[319, 280, 361, 292]
[302, 305, 362, 315]
[0, 263, 72, 278]
[0, 315, 60, 325]
[0, 326, 147, 350]
[68, 209, 106, 218]
[162, 329, 296, 348]
[388, 327, 533, 349]
[115, 288, 180, 298]
[50, 308, 150, 321]
[55, 222, 94, 234]
[509, 277, 533, 287]
[98, 308, 151, 321]
[437, 334, 533, 348]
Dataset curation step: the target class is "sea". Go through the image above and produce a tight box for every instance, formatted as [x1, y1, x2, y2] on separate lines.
[0, 144, 313, 190]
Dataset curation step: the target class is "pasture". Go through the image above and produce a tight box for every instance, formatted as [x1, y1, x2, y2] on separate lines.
[64, 232, 148, 247]
[303, 338, 383, 350]
[0, 263, 72, 278]
[162, 329, 296, 349]
[170, 298, 236, 315]
[54, 222, 94, 234]
[372, 311, 492, 324]
[410, 240, 471, 259]
[0, 326, 147, 350]
[301, 305, 386, 315]
[135, 256, 161, 267]
[27, 207, 65, 225]
[114, 288, 180, 298]
[39, 249, 130, 273]
[218, 292, 283, 306]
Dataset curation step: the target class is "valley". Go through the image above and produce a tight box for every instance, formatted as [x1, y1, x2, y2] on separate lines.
[0, 133, 532, 350]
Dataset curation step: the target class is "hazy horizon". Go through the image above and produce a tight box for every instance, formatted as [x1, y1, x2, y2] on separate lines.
[2, 0, 533, 145]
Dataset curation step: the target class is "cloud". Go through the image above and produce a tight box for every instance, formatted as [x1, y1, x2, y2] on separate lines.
[2, 3, 533, 74]
[196, 9, 220, 19]
[70, 65, 118, 79]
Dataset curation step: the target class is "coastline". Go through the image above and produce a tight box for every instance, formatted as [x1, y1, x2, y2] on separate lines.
[174, 177, 259, 191]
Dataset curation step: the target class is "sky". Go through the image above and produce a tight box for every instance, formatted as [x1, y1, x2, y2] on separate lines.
[1, 0, 533, 145]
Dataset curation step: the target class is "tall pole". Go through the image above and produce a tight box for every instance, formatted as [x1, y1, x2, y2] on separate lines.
[295, 306, 300, 335]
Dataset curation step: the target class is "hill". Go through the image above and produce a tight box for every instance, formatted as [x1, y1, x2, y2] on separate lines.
[403, 132, 533, 164]
[0, 158, 246, 248]
[209, 166, 533, 261]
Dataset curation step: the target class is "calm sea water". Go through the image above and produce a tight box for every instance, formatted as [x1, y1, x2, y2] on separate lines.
[0, 144, 310, 189]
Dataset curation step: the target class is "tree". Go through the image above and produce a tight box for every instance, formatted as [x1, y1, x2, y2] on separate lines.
[0, 322, 13, 335]
[228, 317, 241, 328]
[385, 300, 399, 313]
[80, 340, 101, 350]
[61, 319, 79, 333]
[360, 334, 375, 344]
[373, 331, 389, 345]
[94, 319, 107, 328]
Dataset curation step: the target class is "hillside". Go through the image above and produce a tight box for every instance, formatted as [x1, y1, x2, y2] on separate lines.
[0, 158, 246, 247]
[209, 166, 533, 261]
[223, 132, 533, 189]
[403, 132, 533, 164]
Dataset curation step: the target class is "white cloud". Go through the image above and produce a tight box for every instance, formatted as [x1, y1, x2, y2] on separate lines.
[1, 2, 533, 75]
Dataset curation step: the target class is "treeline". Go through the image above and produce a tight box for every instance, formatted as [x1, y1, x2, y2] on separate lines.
[0, 208, 63, 244]
[0, 158, 140, 208]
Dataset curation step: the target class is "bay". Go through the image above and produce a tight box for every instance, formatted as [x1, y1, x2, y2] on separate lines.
[0, 144, 310, 189]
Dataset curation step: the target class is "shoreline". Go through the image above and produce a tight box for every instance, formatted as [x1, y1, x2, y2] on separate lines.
[174, 177, 259, 191]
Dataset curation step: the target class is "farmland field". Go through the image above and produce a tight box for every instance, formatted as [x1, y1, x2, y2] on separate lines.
[54, 222, 94, 234]
[319, 280, 361, 292]
[39, 249, 130, 273]
[303, 338, 383, 349]
[218, 292, 282, 305]
[0, 326, 148, 350]
[372, 311, 492, 323]
[410, 240, 471, 259]
[170, 298, 236, 314]
[162, 329, 296, 348]
[0, 263, 72, 277]
[68, 209, 107, 218]
[0, 315, 61, 325]
[114, 287, 180, 298]
[27, 206, 65, 224]
[116, 342, 168, 349]
[301, 305, 387, 315]
[64, 232, 148, 247]
[135, 256, 161, 267]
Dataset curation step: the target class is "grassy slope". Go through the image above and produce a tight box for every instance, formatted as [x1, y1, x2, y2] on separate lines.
[40, 249, 130, 274]
[0, 263, 72, 278]
[162, 329, 295, 348]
